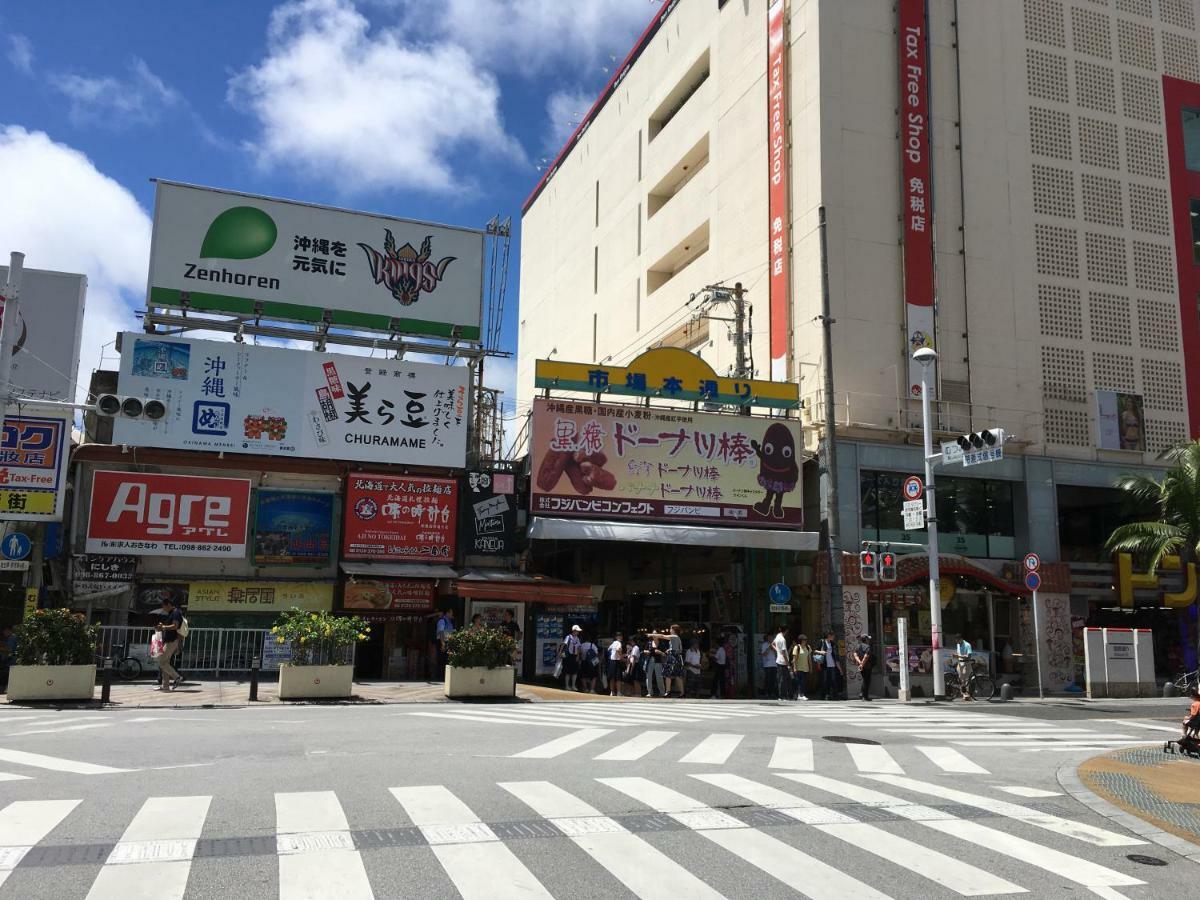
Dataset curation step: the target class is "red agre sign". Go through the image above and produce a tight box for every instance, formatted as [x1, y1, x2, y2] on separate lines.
[86, 471, 251, 558]
[342, 474, 457, 561]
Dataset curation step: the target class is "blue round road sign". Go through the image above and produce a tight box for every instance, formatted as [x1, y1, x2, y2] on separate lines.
[1024, 571, 1042, 592]
[1, 533, 31, 561]
[768, 582, 791, 604]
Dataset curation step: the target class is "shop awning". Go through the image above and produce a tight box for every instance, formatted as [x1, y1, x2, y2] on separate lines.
[339, 562, 459, 579]
[455, 569, 594, 605]
[528, 517, 819, 551]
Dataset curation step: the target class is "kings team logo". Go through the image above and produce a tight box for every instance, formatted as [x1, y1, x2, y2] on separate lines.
[357, 230, 456, 307]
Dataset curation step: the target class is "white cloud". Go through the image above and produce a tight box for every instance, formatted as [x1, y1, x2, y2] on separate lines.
[52, 58, 180, 127]
[401, 0, 652, 78]
[7, 34, 33, 75]
[0, 126, 149, 401]
[229, 0, 525, 195]
[543, 88, 595, 154]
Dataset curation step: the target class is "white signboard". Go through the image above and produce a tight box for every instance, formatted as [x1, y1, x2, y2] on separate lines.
[0, 266, 86, 400]
[902, 499, 925, 531]
[147, 181, 484, 341]
[962, 446, 1003, 467]
[940, 441, 964, 464]
[113, 333, 469, 468]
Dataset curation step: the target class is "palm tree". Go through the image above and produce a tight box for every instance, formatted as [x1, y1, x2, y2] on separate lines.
[1105, 441, 1200, 572]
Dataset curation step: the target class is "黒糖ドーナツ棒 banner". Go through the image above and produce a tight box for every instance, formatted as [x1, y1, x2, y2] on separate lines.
[531, 399, 803, 528]
[147, 181, 484, 340]
[112, 333, 469, 468]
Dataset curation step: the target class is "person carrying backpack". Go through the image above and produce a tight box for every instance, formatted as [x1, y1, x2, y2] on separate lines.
[155, 595, 185, 692]
[579, 633, 600, 693]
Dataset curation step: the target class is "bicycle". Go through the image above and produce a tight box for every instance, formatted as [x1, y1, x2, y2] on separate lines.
[95, 643, 143, 680]
[944, 660, 996, 700]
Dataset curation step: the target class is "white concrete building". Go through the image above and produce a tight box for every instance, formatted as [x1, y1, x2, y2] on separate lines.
[517, 0, 1200, 683]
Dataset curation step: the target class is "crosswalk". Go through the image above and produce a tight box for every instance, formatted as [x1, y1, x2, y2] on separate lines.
[0, 771, 1154, 898]
[406, 700, 795, 730]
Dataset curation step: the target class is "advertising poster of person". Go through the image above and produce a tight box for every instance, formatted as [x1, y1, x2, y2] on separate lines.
[1096, 390, 1145, 451]
[531, 399, 803, 528]
[253, 490, 334, 565]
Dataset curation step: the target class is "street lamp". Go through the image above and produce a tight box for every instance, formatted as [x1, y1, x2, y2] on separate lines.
[913, 347, 947, 700]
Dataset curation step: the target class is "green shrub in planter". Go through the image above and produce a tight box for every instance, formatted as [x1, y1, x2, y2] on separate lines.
[270, 608, 369, 666]
[446, 626, 516, 669]
[15, 608, 98, 666]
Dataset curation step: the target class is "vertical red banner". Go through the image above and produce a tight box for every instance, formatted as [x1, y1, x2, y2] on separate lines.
[899, 0, 936, 399]
[767, 0, 790, 382]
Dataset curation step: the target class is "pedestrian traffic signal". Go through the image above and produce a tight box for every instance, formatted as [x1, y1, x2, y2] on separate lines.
[859, 550, 878, 583]
[879, 551, 897, 583]
[955, 428, 1004, 452]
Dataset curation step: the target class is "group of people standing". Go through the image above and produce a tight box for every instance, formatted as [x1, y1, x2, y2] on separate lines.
[559, 625, 733, 698]
[761, 627, 876, 701]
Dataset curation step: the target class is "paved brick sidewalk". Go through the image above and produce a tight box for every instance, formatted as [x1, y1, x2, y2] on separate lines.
[1070, 744, 1200, 862]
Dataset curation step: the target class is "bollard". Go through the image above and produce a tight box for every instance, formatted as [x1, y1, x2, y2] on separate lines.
[1164, 681, 1178, 698]
[999, 682, 1013, 701]
[100, 657, 114, 705]
[249, 655, 261, 702]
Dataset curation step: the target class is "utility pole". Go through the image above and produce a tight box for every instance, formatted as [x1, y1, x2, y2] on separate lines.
[914, 347, 946, 700]
[818, 207, 844, 661]
[732, 281, 748, 379]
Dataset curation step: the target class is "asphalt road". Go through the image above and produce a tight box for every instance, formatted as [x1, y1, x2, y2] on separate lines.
[0, 696, 1192, 899]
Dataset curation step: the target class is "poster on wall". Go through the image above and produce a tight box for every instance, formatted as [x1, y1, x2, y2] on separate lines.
[253, 490, 334, 565]
[1096, 390, 1146, 451]
[0, 414, 71, 521]
[86, 471, 252, 558]
[461, 470, 517, 556]
[467, 600, 525, 671]
[186, 581, 333, 613]
[899, 0, 937, 400]
[343, 579, 436, 612]
[113, 333, 469, 468]
[72, 554, 137, 595]
[531, 399, 803, 527]
[147, 181, 484, 340]
[342, 474, 457, 560]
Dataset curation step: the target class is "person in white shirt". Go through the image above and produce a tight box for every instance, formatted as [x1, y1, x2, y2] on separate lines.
[559, 625, 582, 691]
[624, 639, 643, 697]
[684, 638, 703, 698]
[772, 627, 792, 700]
[953, 636, 975, 701]
[712, 638, 728, 699]
[607, 632, 625, 697]
[760, 635, 778, 698]
[578, 634, 600, 694]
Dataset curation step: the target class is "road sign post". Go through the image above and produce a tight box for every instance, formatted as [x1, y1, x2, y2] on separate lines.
[902, 499, 925, 531]
[897, 615, 911, 703]
[1025, 568, 1044, 700]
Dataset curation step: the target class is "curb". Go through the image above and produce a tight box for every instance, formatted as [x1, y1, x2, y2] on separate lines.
[1057, 761, 1200, 865]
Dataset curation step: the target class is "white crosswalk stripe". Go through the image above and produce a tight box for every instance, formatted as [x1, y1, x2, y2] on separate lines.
[594, 730, 677, 761]
[0, 747, 130, 775]
[392, 785, 552, 900]
[768, 736, 814, 770]
[0, 799, 80, 889]
[86, 796, 210, 900]
[409, 701, 791, 730]
[679, 733, 744, 765]
[846, 743, 904, 774]
[512, 728, 613, 759]
[275, 791, 373, 900]
[917, 746, 990, 774]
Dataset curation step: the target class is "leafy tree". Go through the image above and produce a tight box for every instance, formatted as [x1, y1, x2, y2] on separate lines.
[1106, 441, 1200, 572]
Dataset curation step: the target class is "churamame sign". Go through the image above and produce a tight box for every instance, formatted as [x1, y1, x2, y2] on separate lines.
[147, 181, 484, 340]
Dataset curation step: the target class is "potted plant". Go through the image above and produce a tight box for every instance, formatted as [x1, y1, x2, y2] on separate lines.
[444, 625, 517, 699]
[271, 608, 368, 700]
[7, 608, 99, 702]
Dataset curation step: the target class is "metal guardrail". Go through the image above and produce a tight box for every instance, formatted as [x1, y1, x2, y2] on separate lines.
[97, 627, 268, 676]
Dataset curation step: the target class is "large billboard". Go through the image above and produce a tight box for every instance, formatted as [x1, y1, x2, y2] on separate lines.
[531, 399, 803, 527]
[147, 181, 483, 340]
[0, 414, 71, 521]
[461, 470, 517, 556]
[112, 333, 469, 468]
[342, 474, 458, 561]
[899, 0, 937, 399]
[86, 470, 252, 558]
[0, 266, 86, 401]
[253, 489, 334, 565]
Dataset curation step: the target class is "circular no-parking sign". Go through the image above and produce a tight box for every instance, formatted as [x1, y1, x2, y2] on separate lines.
[902, 476, 924, 501]
[1025, 571, 1042, 592]
[1023, 552, 1041, 572]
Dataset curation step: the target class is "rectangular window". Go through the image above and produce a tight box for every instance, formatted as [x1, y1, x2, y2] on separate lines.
[648, 50, 710, 141]
[1192, 198, 1200, 263]
[1184, 109, 1200, 172]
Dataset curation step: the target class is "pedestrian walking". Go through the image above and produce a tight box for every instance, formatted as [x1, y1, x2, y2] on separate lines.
[791, 634, 812, 700]
[435, 608, 455, 679]
[500, 608, 522, 664]
[684, 638, 703, 698]
[816, 631, 842, 700]
[154, 596, 184, 692]
[852, 633, 875, 701]
[760, 634, 778, 698]
[650, 625, 685, 697]
[579, 633, 600, 693]
[644, 635, 666, 697]
[711, 637, 728, 699]
[607, 632, 625, 696]
[772, 626, 792, 700]
[623, 636, 644, 697]
[559, 624, 582, 691]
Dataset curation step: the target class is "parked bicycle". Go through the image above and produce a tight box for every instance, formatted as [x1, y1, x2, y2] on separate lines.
[944, 665, 996, 700]
[1174, 669, 1199, 694]
[95, 643, 142, 680]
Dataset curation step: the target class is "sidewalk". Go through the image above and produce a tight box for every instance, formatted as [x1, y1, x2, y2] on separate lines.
[1067, 744, 1200, 863]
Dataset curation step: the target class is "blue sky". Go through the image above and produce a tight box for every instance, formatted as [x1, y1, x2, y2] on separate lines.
[0, 0, 653, 416]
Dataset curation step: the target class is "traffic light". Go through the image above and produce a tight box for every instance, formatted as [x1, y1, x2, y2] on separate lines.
[94, 395, 167, 420]
[879, 551, 898, 583]
[955, 428, 1005, 452]
[859, 549, 878, 583]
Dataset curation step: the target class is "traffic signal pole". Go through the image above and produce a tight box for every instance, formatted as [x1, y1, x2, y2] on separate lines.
[916, 353, 947, 700]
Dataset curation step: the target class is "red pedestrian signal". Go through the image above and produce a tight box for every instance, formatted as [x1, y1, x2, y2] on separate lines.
[879, 551, 897, 582]
[859, 550, 878, 583]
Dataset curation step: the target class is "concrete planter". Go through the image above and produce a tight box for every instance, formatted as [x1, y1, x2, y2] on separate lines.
[444, 665, 516, 699]
[7, 664, 96, 702]
[278, 664, 354, 700]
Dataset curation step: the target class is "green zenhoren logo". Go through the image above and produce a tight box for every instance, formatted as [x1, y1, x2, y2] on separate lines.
[200, 206, 277, 259]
